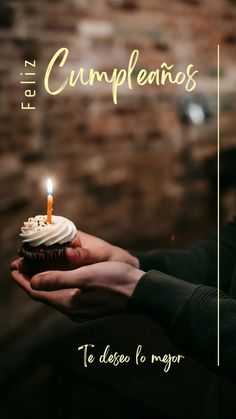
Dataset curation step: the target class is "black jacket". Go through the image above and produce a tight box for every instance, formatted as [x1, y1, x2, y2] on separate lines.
[131, 218, 236, 418]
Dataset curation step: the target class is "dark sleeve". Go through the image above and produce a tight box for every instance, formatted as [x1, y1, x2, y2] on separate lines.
[134, 218, 236, 293]
[130, 270, 236, 382]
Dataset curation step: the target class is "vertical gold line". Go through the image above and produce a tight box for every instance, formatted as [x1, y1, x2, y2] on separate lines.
[217, 44, 220, 367]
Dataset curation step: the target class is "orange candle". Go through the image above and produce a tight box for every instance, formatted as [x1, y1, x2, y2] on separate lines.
[46, 178, 53, 224]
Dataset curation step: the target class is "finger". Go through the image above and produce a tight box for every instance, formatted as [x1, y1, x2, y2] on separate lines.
[71, 233, 82, 248]
[30, 262, 110, 291]
[66, 244, 111, 268]
[12, 269, 46, 300]
[10, 258, 33, 277]
[11, 269, 78, 308]
[30, 261, 123, 292]
[66, 247, 92, 267]
[10, 258, 23, 271]
[30, 269, 83, 291]
[71, 230, 92, 248]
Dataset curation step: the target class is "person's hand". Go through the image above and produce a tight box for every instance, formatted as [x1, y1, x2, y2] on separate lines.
[65, 231, 139, 269]
[10, 231, 139, 278]
[11, 261, 144, 322]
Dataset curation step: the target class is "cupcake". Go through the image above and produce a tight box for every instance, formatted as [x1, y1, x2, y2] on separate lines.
[19, 215, 77, 275]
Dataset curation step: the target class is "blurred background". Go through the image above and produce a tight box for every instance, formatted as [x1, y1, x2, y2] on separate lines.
[0, 0, 236, 418]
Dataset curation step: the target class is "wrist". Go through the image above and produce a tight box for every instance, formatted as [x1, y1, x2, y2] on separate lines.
[126, 266, 145, 297]
[111, 245, 140, 268]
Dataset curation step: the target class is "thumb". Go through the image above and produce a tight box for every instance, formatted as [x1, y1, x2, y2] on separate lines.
[66, 247, 93, 267]
[66, 245, 111, 267]
[30, 265, 97, 291]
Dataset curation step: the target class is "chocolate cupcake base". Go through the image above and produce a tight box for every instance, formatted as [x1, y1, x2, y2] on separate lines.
[19, 242, 72, 276]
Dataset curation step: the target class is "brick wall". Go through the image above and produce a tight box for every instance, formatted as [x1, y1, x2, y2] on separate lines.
[0, 0, 236, 339]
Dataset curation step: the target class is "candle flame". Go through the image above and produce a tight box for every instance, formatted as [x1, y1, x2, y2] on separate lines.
[47, 178, 53, 195]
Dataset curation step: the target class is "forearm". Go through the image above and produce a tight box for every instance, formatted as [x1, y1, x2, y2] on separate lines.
[134, 237, 217, 287]
[130, 270, 236, 382]
[134, 218, 236, 292]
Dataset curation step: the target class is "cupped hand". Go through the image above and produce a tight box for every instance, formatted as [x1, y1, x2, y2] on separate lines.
[10, 231, 139, 278]
[11, 261, 144, 322]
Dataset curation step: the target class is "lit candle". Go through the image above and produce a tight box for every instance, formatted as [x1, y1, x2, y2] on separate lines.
[46, 178, 53, 224]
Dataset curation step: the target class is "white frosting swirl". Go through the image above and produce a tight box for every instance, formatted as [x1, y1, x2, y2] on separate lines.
[20, 215, 77, 247]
